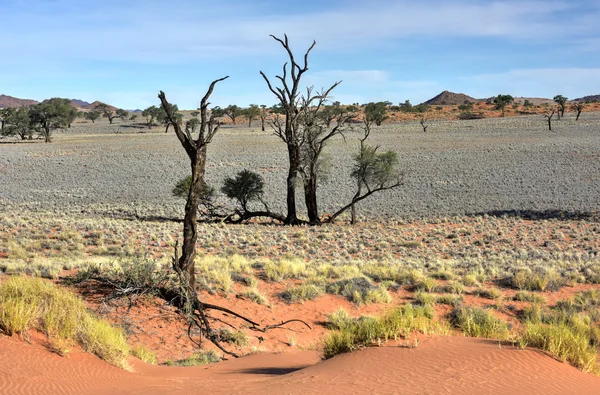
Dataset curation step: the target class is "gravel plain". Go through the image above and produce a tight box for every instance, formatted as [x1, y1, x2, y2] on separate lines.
[1, 113, 599, 220]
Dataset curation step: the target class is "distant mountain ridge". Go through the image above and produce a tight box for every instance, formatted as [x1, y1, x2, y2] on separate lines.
[424, 91, 479, 105]
[69, 99, 92, 109]
[574, 94, 600, 103]
[0, 94, 39, 108]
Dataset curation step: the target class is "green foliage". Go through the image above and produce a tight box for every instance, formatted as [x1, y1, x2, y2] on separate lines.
[493, 94, 514, 116]
[364, 102, 389, 126]
[451, 306, 510, 340]
[326, 277, 392, 304]
[352, 145, 401, 191]
[280, 284, 324, 303]
[131, 345, 157, 364]
[29, 98, 75, 142]
[323, 304, 439, 358]
[521, 321, 598, 374]
[221, 169, 265, 211]
[3, 107, 32, 140]
[172, 350, 221, 366]
[84, 110, 101, 123]
[511, 269, 564, 292]
[172, 176, 216, 205]
[244, 104, 261, 127]
[0, 277, 130, 369]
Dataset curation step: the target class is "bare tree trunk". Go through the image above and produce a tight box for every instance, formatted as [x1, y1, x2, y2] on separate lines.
[304, 173, 319, 224]
[576, 109, 582, 121]
[285, 144, 300, 224]
[260, 116, 265, 132]
[179, 147, 207, 290]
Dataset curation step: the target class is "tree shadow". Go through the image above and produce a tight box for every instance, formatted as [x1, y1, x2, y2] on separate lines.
[231, 366, 309, 376]
[470, 209, 598, 221]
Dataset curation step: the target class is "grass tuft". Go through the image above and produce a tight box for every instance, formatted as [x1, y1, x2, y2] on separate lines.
[451, 306, 510, 340]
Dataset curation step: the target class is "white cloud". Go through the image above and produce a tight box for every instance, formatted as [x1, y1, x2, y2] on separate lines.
[0, 0, 595, 65]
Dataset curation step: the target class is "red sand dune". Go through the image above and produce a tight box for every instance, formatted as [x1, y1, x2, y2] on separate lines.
[2, 335, 600, 395]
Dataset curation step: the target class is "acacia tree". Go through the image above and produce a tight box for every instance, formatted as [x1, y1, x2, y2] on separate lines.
[364, 102, 389, 125]
[553, 95, 568, 118]
[244, 104, 261, 128]
[572, 102, 585, 121]
[85, 110, 101, 123]
[29, 98, 74, 142]
[259, 105, 268, 131]
[260, 34, 318, 224]
[223, 104, 242, 125]
[493, 94, 514, 117]
[327, 109, 403, 224]
[0, 108, 15, 134]
[4, 107, 32, 140]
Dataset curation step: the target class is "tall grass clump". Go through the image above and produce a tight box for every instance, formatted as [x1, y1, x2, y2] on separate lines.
[451, 306, 511, 340]
[280, 284, 324, 303]
[323, 304, 443, 358]
[0, 277, 130, 369]
[520, 321, 599, 374]
[326, 277, 392, 305]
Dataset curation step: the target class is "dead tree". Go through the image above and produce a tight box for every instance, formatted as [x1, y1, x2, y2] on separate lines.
[260, 34, 317, 225]
[159, 79, 308, 357]
[572, 102, 585, 121]
[545, 110, 555, 131]
[420, 116, 429, 133]
[297, 87, 355, 224]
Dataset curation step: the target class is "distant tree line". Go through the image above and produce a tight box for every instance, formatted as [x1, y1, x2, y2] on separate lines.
[1, 100, 130, 142]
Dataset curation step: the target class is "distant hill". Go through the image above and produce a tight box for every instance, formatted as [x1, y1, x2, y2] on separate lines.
[89, 101, 118, 111]
[574, 94, 600, 103]
[70, 99, 92, 109]
[424, 91, 478, 106]
[0, 94, 39, 108]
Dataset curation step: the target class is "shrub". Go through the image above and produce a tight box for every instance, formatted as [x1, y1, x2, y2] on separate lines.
[0, 277, 130, 369]
[172, 350, 221, 366]
[131, 345, 157, 364]
[326, 277, 392, 304]
[520, 321, 599, 374]
[451, 306, 510, 340]
[239, 287, 269, 305]
[280, 284, 324, 303]
[323, 304, 439, 358]
[510, 269, 564, 292]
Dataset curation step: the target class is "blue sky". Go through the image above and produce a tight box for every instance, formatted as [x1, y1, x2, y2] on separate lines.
[1, 0, 599, 109]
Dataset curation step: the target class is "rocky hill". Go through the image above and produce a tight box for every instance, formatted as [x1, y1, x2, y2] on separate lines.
[0, 94, 39, 108]
[574, 94, 600, 103]
[424, 91, 479, 106]
[70, 99, 93, 109]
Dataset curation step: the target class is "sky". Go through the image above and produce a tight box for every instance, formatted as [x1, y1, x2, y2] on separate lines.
[1, 0, 599, 110]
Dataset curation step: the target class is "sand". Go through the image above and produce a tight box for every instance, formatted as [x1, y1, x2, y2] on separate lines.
[2, 335, 599, 395]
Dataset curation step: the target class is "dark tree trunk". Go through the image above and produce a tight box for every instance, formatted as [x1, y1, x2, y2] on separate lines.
[576, 110, 582, 121]
[261, 117, 265, 132]
[179, 147, 207, 291]
[285, 144, 300, 224]
[248, 118, 252, 128]
[304, 173, 319, 224]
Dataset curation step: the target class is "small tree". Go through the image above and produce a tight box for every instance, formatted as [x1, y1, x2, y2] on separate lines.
[553, 95, 568, 118]
[244, 104, 261, 128]
[493, 95, 514, 117]
[0, 108, 16, 134]
[85, 110, 101, 123]
[223, 105, 242, 125]
[29, 98, 74, 142]
[156, 103, 182, 133]
[420, 116, 429, 132]
[259, 105, 268, 132]
[3, 107, 32, 140]
[572, 102, 585, 121]
[116, 109, 129, 121]
[129, 114, 138, 122]
[523, 99, 533, 108]
[327, 112, 402, 224]
[142, 106, 161, 128]
[95, 103, 117, 124]
[364, 102, 388, 126]
[221, 169, 265, 212]
[545, 110, 555, 131]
